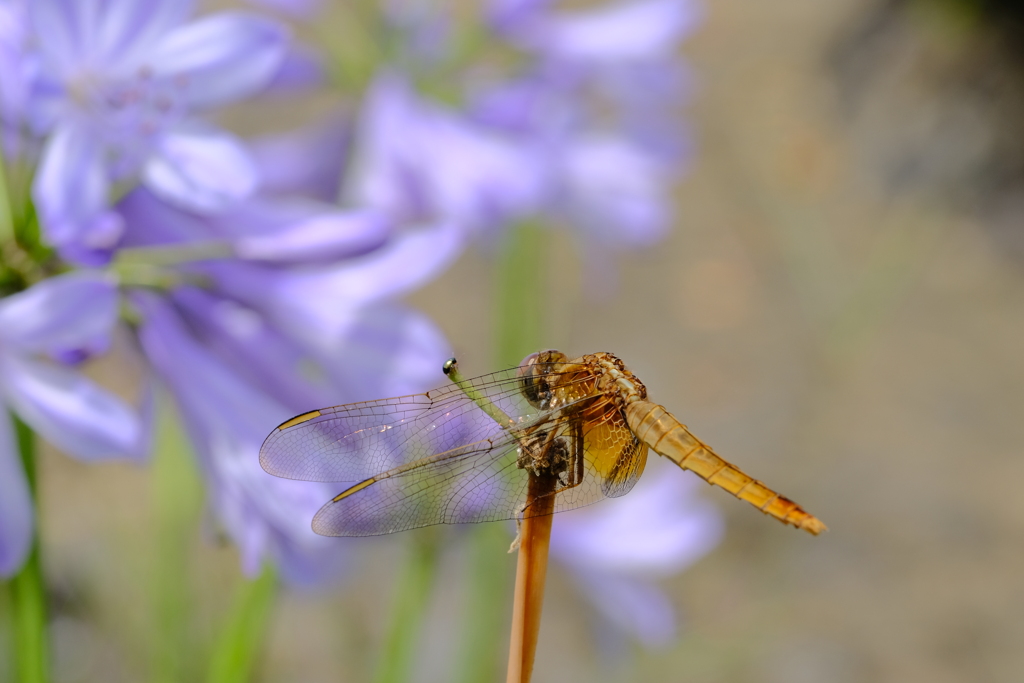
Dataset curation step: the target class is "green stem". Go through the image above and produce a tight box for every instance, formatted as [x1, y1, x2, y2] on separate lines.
[372, 530, 440, 683]
[9, 416, 49, 683]
[151, 397, 203, 683]
[0, 143, 14, 243]
[206, 565, 278, 683]
[456, 222, 547, 683]
[494, 223, 546, 368]
[108, 241, 228, 292]
[455, 523, 514, 683]
[113, 242, 235, 268]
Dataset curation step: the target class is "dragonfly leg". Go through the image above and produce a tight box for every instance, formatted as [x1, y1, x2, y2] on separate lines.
[553, 420, 585, 496]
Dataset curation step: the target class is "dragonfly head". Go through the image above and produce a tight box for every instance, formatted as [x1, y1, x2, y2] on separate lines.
[517, 349, 570, 410]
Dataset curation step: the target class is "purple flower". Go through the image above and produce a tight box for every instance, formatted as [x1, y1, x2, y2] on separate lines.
[133, 290, 350, 583]
[248, 73, 545, 250]
[494, 0, 700, 63]
[249, 118, 349, 203]
[550, 458, 723, 646]
[469, 0, 700, 259]
[0, 271, 147, 576]
[128, 290, 451, 584]
[8, 0, 288, 259]
[345, 74, 545, 239]
[114, 187, 454, 582]
[116, 183, 462, 357]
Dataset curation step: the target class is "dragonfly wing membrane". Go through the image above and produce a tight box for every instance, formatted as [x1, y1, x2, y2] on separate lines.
[259, 368, 555, 483]
[260, 394, 435, 482]
[311, 438, 529, 536]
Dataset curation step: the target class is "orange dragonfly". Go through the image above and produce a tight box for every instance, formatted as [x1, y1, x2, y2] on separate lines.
[260, 350, 826, 536]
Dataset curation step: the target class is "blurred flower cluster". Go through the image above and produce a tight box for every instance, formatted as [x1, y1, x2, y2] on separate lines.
[0, 0, 713, 647]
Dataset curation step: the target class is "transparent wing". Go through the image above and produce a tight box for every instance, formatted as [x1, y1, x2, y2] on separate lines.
[260, 366, 568, 484]
[309, 395, 649, 537]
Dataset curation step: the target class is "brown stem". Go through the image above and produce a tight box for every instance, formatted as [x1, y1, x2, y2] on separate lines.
[505, 473, 557, 683]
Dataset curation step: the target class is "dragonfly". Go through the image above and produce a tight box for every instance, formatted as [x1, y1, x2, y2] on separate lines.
[260, 350, 826, 537]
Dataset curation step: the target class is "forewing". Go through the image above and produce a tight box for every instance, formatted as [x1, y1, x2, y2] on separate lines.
[259, 365, 585, 483]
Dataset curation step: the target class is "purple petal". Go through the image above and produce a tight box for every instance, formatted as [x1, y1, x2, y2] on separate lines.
[0, 2, 32, 130]
[551, 460, 723, 576]
[262, 43, 324, 93]
[0, 354, 145, 461]
[0, 409, 33, 577]
[132, 292, 290, 447]
[170, 287, 339, 412]
[346, 75, 428, 218]
[349, 75, 544, 232]
[132, 291, 350, 584]
[560, 136, 670, 248]
[318, 303, 452, 401]
[249, 118, 349, 201]
[117, 186, 212, 247]
[575, 572, 677, 647]
[487, 0, 554, 29]
[117, 187, 390, 264]
[0, 271, 117, 354]
[149, 12, 289, 109]
[32, 121, 123, 250]
[211, 220, 463, 353]
[49, 332, 110, 366]
[92, 0, 195, 73]
[224, 202, 392, 264]
[513, 0, 701, 62]
[143, 124, 258, 212]
[169, 288, 449, 414]
[25, 0, 79, 74]
[467, 76, 572, 137]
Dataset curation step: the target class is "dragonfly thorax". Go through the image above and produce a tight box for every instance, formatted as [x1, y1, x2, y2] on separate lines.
[515, 431, 571, 479]
[585, 352, 648, 409]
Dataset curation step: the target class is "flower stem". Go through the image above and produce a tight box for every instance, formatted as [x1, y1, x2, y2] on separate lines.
[456, 222, 547, 683]
[455, 524, 515, 683]
[206, 565, 278, 683]
[0, 143, 14, 243]
[114, 242, 235, 268]
[371, 529, 440, 683]
[9, 416, 49, 683]
[151, 396, 203, 683]
[494, 223, 546, 368]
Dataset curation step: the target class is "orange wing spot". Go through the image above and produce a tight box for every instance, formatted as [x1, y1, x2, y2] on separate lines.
[277, 410, 322, 430]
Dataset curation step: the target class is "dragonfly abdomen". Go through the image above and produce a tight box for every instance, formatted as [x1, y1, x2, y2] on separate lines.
[625, 400, 826, 535]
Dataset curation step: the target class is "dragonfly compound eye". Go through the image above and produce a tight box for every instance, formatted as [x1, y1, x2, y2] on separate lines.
[516, 349, 569, 410]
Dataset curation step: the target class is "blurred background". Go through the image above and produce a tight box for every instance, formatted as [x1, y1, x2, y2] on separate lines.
[3, 0, 1024, 682]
